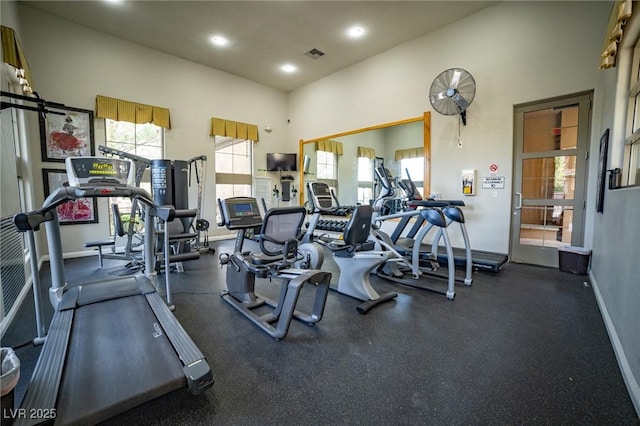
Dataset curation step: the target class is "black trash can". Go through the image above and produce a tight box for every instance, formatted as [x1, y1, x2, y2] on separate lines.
[558, 246, 592, 275]
[1, 347, 20, 424]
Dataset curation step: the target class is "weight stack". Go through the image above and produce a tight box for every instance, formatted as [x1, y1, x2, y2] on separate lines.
[172, 160, 192, 234]
[173, 160, 189, 210]
[151, 159, 173, 206]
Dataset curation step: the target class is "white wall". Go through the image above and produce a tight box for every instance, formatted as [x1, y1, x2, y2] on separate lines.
[289, 1, 608, 253]
[13, 3, 289, 252]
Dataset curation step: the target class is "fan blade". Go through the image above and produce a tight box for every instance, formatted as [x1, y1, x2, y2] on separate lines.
[433, 91, 449, 101]
[450, 70, 462, 89]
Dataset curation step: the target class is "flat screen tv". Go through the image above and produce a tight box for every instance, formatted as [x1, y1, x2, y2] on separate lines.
[267, 153, 297, 171]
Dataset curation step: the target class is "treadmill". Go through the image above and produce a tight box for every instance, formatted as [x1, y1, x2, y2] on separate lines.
[13, 157, 214, 425]
[397, 172, 508, 273]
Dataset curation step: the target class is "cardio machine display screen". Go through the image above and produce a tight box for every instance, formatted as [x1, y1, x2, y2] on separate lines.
[233, 203, 257, 216]
[66, 157, 135, 186]
[221, 198, 262, 230]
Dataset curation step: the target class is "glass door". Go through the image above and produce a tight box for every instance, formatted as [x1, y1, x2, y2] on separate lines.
[511, 93, 591, 267]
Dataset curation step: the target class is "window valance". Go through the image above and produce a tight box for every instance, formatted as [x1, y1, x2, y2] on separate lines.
[1, 26, 34, 93]
[357, 146, 376, 159]
[95, 95, 171, 129]
[215, 172, 252, 185]
[210, 117, 259, 141]
[395, 147, 423, 161]
[316, 140, 343, 155]
[599, 0, 633, 69]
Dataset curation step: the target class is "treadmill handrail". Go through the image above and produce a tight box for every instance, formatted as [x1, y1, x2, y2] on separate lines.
[13, 186, 168, 232]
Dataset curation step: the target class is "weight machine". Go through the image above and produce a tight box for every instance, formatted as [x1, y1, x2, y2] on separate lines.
[187, 155, 215, 253]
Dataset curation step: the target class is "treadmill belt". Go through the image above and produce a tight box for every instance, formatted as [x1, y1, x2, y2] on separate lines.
[56, 295, 186, 425]
[419, 244, 508, 273]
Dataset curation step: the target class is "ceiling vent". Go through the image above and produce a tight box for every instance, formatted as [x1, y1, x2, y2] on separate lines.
[304, 48, 325, 59]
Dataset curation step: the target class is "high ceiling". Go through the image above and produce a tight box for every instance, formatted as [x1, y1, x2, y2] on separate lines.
[23, 1, 497, 92]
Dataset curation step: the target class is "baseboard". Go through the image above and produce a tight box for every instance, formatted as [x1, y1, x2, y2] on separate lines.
[42, 249, 98, 262]
[209, 235, 235, 242]
[589, 271, 640, 418]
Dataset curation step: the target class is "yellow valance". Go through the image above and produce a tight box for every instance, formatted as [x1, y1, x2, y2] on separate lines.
[395, 147, 423, 161]
[210, 117, 259, 141]
[1, 25, 34, 93]
[357, 146, 376, 159]
[95, 95, 171, 129]
[599, 0, 633, 69]
[215, 172, 252, 185]
[316, 140, 343, 155]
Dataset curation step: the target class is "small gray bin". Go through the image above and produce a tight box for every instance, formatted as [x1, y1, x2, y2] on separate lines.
[558, 246, 591, 275]
[1, 347, 21, 423]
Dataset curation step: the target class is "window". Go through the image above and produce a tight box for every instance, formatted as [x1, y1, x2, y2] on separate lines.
[400, 157, 425, 196]
[105, 120, 163, 158]
[357, 156, 373, 205]
[626, 41, 640, 186]
[105, 119, 164, 233]
[215, 137, 253, 224]
[317, 150, 337, 180]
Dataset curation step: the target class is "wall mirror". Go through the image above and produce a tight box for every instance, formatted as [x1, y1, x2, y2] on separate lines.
[298, 112, 431, 207]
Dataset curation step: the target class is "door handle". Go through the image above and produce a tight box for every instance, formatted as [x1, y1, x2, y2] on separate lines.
[515, 192, 522, 210]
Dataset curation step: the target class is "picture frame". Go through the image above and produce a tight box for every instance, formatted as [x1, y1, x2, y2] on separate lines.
[42, 168, 98, 225]
[40, 105, 95, 162]
[596, 128, 609, 214]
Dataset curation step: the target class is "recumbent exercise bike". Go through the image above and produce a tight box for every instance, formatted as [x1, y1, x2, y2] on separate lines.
[217, 197, 332, 340]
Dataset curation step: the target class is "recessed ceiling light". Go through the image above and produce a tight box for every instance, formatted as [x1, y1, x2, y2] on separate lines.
[210, 35, 229, 47]
[281, 64, 297, 73]
[103, 0, 123, 4]
[347, 26, 366, 38]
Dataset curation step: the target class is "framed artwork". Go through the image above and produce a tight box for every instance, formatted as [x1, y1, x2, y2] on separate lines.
[40, 105, 95, 162]
[596, 128, 609, 214]
[42, 169, 98, 225]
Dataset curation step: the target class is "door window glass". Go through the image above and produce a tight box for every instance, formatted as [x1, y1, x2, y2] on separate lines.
[523, 107, 578, 153]
[519, 205, 573, 247]
[522, 156, 576, 200]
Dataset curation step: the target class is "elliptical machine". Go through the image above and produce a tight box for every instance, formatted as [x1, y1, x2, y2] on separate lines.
[396, 172, 473, 286]
[218, 197, 332, 340]
[370, 167, 458, 300]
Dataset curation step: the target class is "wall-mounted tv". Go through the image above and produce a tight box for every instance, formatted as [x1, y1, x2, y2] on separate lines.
[267, 153, 297, 171]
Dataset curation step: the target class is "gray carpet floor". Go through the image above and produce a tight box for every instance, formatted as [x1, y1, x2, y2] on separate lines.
[3, 239, 638, 425]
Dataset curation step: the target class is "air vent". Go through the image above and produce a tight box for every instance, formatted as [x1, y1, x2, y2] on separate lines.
[304, 48, 325, 59]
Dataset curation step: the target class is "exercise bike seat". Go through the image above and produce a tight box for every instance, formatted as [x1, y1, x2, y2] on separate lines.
[246, 206, 306, 269]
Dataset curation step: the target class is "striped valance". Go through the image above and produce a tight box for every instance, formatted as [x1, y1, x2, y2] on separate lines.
[210, 117, 259, 141]
[599, 0, 633, 69]
[395, 147, 423, 161]
[1, 26, 34, 93]
[95, 95, 171, 129]
[357, 146, 376, 159]
[316, 140, 343, 155]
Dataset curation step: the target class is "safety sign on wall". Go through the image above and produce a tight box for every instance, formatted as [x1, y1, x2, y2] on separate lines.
[482, 176, 505, 189]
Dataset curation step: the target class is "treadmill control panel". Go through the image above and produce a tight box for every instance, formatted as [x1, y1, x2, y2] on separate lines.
[65, 157, 135, 186]
[219, 197, 263, 229]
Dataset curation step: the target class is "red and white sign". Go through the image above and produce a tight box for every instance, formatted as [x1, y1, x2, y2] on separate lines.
[489, 163, 499, 175]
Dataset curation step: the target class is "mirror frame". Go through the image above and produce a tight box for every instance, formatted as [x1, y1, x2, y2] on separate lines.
[298, 112, 431, 204]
